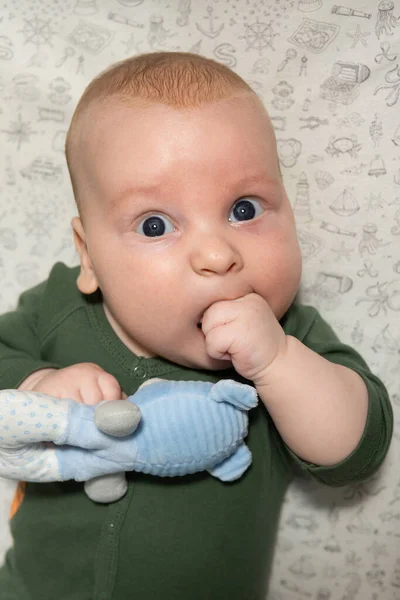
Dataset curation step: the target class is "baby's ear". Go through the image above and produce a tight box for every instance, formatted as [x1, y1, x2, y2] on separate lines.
[71, 217, 99, 294]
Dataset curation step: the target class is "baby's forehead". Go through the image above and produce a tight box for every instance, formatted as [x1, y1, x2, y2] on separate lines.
[99, 98, 273, 170]
[75, 94, 279, 189]
[81, 91, 273, 135]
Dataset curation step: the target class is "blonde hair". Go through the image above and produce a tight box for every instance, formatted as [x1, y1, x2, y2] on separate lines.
[65, 52, 256, 207]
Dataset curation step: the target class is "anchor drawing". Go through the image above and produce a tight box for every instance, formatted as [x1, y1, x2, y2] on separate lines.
[196, 6, 224, 39]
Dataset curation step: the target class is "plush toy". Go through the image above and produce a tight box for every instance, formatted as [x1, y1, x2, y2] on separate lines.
[0, 379, 258, 504]
[86, 378, 258, 502]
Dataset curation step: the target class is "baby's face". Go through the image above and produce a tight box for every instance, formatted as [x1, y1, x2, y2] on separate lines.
[73, 94, 302, 370]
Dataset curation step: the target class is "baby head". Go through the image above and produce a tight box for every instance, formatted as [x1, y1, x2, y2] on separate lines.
[65, 52, 302, 370]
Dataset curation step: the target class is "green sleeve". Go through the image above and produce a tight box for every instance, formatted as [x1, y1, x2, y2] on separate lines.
[0, 279, 61, 389]
[281, 305, 393, 486]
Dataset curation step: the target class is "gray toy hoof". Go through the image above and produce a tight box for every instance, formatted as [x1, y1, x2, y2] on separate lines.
[84, 473, 128, 504]
[94, 400, 141, 437]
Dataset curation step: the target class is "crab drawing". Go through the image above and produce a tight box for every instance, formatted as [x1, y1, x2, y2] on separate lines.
[325, 135, 362, 158]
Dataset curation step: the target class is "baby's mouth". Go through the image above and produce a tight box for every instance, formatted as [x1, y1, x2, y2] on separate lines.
[197, 320, 202, 329]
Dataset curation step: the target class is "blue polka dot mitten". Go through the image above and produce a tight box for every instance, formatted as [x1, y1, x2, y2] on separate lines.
[0, 388, 140, 484]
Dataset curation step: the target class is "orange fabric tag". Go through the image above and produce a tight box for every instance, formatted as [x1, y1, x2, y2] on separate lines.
[9, 482, 26, 519]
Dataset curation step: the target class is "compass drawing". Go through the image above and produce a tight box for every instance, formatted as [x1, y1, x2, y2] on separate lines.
[19, 16, 56, 49]
[21, 205, 54, 240]
[240, 20, 278, 55]
[1, 114, 37, 151]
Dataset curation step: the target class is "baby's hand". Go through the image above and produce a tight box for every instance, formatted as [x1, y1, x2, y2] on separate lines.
[19, 363, 125, 405]
[201, 293, 287, 384]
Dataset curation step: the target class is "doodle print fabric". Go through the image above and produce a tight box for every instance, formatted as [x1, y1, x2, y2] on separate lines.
[0, 1, 399, 598]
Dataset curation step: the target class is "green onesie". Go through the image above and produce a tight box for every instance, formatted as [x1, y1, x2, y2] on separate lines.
[0, 263, 393, 600]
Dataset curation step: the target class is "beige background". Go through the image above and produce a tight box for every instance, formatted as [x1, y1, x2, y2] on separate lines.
[0, 1, 399, 598]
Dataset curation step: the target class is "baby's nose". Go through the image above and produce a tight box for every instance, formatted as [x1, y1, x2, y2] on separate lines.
[190, 235, 243, 276]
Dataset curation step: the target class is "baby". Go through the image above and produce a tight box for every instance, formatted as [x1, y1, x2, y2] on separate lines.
[0, 52, 393, 599]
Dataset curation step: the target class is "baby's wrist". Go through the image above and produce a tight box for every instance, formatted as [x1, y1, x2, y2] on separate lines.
[252, 335, 290, 389]
[18, 368, 57, 391]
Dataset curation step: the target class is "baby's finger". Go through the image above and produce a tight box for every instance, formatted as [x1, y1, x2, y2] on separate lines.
[97, 372, 124, 401]
[79, 379, 105, 406]
[204, 324, 236, 361]
[201, 301, 238, 336]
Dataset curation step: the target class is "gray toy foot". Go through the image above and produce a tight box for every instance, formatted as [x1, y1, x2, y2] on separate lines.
[208, 443, 252, 482]
[88, 401, 139, 504]
[84, 472, 128, 503]
[94, 400, 141, 437]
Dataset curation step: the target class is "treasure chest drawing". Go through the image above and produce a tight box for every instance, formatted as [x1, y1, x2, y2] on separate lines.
[320, 62, 370, 105]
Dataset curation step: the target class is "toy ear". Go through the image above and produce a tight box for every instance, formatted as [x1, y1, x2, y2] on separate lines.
[208, 380, 258, 411]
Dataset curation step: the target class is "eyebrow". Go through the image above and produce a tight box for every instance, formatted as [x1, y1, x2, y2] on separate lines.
[222, 171, 281, 195]
[110, 169, 280, 211]
[236, 172, 280, 186]
[109, 183, 162, 211]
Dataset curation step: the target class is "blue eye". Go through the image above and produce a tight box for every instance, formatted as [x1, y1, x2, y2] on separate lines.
[136, 215, 175, 237]
[229, 198, 264, 223]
